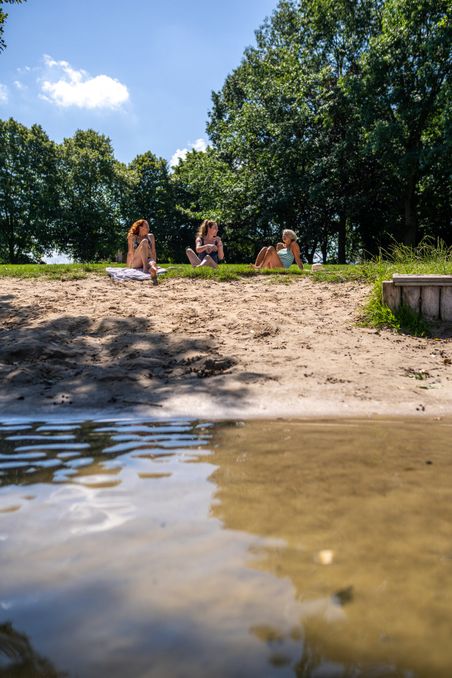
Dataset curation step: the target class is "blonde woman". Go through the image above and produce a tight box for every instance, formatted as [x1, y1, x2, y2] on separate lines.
[186, 219, 224, 268]
[127, 219, 158, 284]
[253, 229, 303, 270]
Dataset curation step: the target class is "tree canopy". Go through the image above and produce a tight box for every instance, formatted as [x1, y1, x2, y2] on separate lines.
[1, 0, 450, 264]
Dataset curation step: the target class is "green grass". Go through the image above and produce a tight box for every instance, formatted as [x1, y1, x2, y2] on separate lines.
[0, 262, 110, 280]
[162, 263, 264, 281]
[0, 261, 367, 282]
[2, 239, 451, 337]
[0, 262, 310, 282]
[360, 286, 431, 337]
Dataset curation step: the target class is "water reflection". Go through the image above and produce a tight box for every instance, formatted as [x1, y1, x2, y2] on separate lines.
[207, 418, 452, 677]
[0, 417, 451, 677]
[0, 420, 201, 489]
[0, 621, 64, 676]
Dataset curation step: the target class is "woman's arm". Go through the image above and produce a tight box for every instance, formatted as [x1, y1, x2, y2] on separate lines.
[195, 237, 216, 254]
[291, 241, 303, 270]
[216, 237, 224, 261]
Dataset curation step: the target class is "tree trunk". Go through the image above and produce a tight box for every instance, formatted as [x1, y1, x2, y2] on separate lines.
[338, 213, 346, 264]
[306, 243, 317, 264]
[403, 172, 418, 246]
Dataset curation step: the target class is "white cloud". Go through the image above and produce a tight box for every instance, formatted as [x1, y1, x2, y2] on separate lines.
[170, 148, 189, 167]
[0, 84, 8, 104]
[170, 137, 208, 168]
[40, 54, 129, 110]
[192, 138, 208, 152]
[13, 80, 25, 90]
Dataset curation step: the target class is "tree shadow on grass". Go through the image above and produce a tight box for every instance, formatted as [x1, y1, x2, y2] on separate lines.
[0, 308, 251, 415]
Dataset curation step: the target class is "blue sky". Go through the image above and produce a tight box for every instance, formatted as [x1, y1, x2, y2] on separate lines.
[1, 0, 279, 166]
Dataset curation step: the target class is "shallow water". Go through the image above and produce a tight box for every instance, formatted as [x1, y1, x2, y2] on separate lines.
[1, 417, 452, 677]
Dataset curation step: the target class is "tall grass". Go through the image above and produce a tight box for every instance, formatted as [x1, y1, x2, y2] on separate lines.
[360, 238, 452, 336]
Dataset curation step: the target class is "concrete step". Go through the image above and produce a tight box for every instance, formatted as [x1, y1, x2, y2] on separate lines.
[392, 274, 452, 286]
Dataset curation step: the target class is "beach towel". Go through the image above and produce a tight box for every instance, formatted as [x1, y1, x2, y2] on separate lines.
[106, 267, 167, 281]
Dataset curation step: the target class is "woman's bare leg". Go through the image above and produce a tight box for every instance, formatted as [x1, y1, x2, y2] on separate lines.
[131, 241, 158, 283]
[147, 234, 158, 283]
[186, 248, 217, 269]
[253, 247, 270, 268]
[131, 240, 150, 270]
[149, 259, 158, 285]
[148, 233, 157, 262]
[186, 248, 201, 266]
[199, 254, 218, 269]
[254, 246, 282, 269]
[257, 246, 283, 269]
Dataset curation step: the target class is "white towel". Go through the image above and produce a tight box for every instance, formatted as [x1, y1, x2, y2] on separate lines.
[106, 267, 167, 281]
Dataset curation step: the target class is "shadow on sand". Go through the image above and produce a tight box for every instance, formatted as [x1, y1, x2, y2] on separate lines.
[0, 293, 253, 415]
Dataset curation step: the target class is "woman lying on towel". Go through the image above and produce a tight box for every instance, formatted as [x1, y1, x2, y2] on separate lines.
[186, 219, 224, 268]
[127, 219, 158, 285]
[252, 229, 303, 271]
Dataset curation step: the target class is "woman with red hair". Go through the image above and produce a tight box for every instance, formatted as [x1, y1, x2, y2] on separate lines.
[127, 219, 158, 284]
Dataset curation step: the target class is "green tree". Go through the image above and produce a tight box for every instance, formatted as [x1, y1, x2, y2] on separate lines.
[0, 118, 59, 263]
[417, 89, 452, 244]
[207, 0, 382, 262]
[360, 0, 451, 245]
[57, 129, 126, 262]
[126, 151, 177, 261]
[208, 23, 315, 259]
[172, 146, 268, 262]
[207, 0, 451, 259]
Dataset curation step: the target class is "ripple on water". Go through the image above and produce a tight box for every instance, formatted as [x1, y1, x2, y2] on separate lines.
[6, 434, 76, 441]
[14, 443, 90, 452]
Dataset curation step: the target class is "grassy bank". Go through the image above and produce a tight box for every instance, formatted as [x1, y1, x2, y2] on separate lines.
[1, 241, 451, 336]
[0, 261, 326, 281]
[0, 261, 385, 282]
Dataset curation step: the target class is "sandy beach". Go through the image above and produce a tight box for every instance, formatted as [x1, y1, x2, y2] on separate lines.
[0, 274, 451, 419]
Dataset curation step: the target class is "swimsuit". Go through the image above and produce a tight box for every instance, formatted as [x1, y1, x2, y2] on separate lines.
[132, 235, 151, 249]
[198, 237, 219, 264]
[277, 247, 295, 268]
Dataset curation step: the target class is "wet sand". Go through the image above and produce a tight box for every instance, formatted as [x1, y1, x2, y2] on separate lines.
[0, 275, 451, 418]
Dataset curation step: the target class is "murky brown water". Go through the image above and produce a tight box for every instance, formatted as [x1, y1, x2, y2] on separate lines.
[1, 417, 452, 677]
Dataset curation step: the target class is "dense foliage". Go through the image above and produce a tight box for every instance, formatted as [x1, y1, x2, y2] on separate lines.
[205, 0, 450, 262]
[0, 0, 450, 263]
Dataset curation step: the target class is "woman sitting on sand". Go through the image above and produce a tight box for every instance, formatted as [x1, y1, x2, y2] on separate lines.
[186, 219, 224, 268]
[252, 229, 303, 270]
[127, 219, 158, 284]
